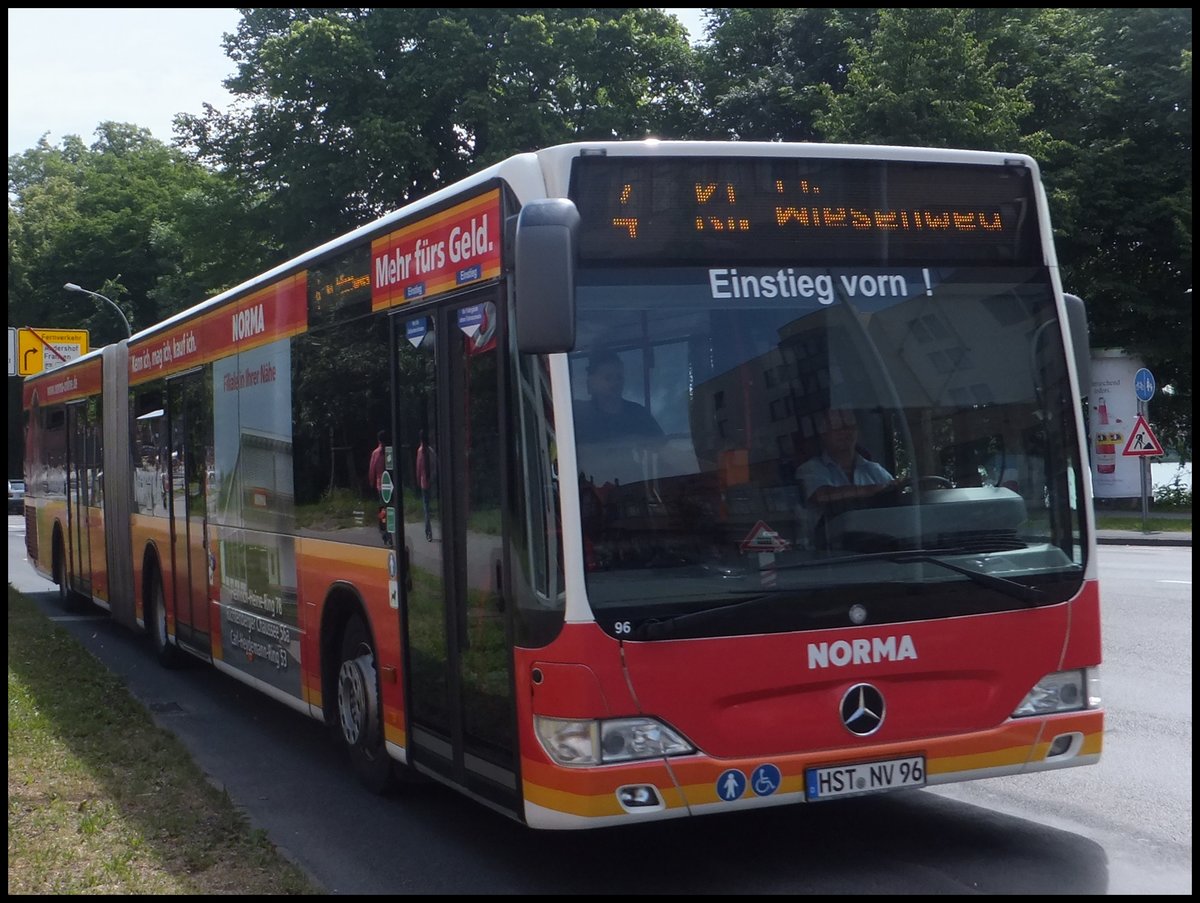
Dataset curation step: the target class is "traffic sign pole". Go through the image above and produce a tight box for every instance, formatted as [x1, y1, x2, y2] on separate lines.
[1139, 400, 1149, 533]
[1133, 367, 1156, 533]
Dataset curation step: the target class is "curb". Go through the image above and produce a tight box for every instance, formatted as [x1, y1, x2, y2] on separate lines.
[1096, 534, 1192, 547]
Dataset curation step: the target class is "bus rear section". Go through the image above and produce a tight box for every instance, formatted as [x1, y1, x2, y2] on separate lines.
[509, 144, 1101, 828]
[21, 348, 133, 619]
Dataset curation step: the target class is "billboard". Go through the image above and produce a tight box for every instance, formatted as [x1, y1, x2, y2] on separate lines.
[1089, 350, 1144, 498]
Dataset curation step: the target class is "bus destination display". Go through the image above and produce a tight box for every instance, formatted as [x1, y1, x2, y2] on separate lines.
[570, 155, 1041, 266]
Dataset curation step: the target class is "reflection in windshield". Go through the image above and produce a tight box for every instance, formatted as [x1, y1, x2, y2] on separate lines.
[569, 267, 1086, 636]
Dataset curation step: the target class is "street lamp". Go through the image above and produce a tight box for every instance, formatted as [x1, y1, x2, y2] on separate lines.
[64, 282, 133, 338]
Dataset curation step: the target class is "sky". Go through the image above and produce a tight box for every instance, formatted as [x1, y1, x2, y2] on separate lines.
[7, 8, 709, 159]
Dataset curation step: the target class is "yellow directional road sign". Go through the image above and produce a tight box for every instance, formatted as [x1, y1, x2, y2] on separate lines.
[17, 327, 90, 376]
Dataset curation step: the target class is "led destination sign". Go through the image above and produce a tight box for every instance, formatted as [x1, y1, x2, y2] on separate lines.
[570, 156, 1041, 266]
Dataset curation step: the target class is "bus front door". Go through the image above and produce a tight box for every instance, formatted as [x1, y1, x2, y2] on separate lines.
[166, 370, 213, 655]
[392, 296, 518, 814]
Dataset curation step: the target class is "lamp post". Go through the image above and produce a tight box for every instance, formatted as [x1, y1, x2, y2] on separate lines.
[64, 282, 132, 338]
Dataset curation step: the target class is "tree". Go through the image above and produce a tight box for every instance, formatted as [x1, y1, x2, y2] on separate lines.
[816, 8, 1031, 149]
[696, 8, 876, 141]
[1057, 9, 1192, 458]
[8, 124, 267, 345]
[176, 8, 700, 257]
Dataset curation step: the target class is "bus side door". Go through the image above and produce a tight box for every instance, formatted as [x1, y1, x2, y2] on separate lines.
[65, 401, 93, 598]
[392, 293, 518, 813]
[166, 370, 213, 654]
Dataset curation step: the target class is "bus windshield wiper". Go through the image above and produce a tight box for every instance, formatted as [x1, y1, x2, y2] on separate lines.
[630, 551, 1046, 640]
[891, 552, 1046, 605]
[774, 548, 1046, 606]
[630, 591, 796, 640]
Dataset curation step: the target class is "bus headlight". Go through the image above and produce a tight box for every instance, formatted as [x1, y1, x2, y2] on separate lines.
[1012, 668, 1100, 717]
[535, 716, 694, 766]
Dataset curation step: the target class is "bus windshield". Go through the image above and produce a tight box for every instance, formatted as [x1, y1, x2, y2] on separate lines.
[569, 265, 1087, 638]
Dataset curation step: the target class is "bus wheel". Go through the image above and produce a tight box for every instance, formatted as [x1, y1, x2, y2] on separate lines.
[53, 539, 78, 611]
[149, 572, 183, 669]
[337, 615, 395, 793]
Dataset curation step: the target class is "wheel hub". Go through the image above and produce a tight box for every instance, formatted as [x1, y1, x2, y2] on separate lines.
[338, 653, 378, 746]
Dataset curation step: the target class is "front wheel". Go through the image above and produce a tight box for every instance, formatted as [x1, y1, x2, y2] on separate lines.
[336, 615, 396, 793]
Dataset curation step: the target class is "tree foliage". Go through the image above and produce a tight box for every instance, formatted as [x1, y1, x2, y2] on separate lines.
[695, 8, 876, 141]
[8, 123, 269, 346]
[176, 8, 698, 256]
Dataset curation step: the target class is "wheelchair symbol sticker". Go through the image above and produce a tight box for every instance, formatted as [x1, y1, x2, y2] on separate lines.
[717, 769, 746, 801]
[751, 763, 781, 797]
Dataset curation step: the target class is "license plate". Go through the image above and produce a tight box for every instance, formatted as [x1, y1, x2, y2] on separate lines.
[805, 755, 926, 801]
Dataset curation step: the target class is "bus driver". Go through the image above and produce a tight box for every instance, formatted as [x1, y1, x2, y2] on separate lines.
[797, 408, 902, 508]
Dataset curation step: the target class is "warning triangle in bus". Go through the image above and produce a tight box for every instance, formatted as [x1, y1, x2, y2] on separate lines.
[739, 520, 791, 553]
[1121, 414, 1164, 456]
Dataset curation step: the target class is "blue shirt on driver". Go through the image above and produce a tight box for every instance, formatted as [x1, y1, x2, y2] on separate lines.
[797, 452, 893, 504]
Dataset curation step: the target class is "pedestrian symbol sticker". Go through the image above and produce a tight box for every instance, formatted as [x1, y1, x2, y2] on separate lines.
[717, 769, 746, 801]
[1121, 414, 1164, 457]
[751, 763, 781, 797]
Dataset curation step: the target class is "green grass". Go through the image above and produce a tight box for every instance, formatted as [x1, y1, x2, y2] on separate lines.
[1094, 511, 1191, 533]
[7, 586, 323, 894]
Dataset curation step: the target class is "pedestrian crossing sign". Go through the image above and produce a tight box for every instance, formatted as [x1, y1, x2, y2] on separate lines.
[1121, 414, 1164, 457]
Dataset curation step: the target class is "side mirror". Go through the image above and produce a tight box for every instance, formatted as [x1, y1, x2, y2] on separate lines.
[513, 198, 579, 354]
[1062, 293, 1090, 396]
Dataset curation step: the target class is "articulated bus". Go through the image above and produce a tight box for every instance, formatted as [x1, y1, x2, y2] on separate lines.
[23, 141, 1102, 829]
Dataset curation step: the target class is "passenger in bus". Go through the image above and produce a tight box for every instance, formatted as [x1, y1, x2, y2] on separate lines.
[368, 430, 391, 547]
[415, 430, 437, 542]
[797, 408, 902, 508]
[575, 349, 667, 535]
[573, 350, 664, 446]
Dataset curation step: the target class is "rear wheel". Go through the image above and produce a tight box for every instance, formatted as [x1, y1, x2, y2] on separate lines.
[336, 614, 396, 793]
[149, 571, 183, 668]
[53, 537, 78, 611]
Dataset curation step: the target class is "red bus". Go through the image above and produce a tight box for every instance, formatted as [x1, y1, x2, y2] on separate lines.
[23, 141, 1102, 828]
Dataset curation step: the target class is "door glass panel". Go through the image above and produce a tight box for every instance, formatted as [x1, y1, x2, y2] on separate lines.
[455, 301, 513, 760]
[68, 404, 91, 591]
[168, 372, 213, 648]
[396, 313, 449, 734]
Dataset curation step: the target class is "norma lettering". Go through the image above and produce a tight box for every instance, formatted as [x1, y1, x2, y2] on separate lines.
[808, 635, 918, 669]
[233, 304, 266, 341]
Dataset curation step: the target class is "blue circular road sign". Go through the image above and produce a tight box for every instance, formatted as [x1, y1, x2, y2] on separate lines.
[1134, 368, 1155, 402]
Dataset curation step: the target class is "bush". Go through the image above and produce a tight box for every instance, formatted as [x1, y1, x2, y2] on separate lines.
[1154, 473, 1192, 510]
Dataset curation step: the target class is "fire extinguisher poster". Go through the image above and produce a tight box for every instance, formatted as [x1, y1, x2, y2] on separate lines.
[1089, 352, 1143, 498]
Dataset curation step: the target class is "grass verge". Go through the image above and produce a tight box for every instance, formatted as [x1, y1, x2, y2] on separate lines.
[7, 586, 322, 894]
[1094, 512, 1192, 533]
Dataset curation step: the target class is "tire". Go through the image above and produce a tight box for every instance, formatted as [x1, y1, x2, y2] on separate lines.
[149, 570, 183, 668]
[53, 539, 75, 610]
[336, 614, 396, 793]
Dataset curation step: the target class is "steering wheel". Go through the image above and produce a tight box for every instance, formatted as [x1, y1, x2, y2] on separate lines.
[897, 474, 954, 494]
